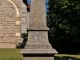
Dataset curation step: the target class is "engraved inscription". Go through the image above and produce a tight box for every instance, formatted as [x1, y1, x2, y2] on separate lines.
[35, 32, 41, 41]
[25, 31, 52, 49]
[28, 31, 48, 42]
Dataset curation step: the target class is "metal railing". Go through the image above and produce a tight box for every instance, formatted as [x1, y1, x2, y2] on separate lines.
[0, 57, 22, 60]
[0, 56, 80, 60]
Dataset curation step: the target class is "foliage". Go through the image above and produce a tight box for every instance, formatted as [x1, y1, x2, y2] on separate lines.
[21, 33, 28, 38]
[48, 0, 80, 54]
[16, 33, 28, 48]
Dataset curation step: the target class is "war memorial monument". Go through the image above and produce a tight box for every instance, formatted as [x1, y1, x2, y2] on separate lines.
[21, 0, 58, 60]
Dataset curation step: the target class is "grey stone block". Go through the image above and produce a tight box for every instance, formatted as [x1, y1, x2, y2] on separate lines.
[21, 0, 58, 60]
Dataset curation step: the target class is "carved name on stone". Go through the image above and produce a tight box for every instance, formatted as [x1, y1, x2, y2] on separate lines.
[28, 31, 48, 42]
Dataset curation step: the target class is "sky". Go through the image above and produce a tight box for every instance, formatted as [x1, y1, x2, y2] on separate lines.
[27, 0, 48, 4]
[27, 0, 49, 12]
[27, 0, 31, 4]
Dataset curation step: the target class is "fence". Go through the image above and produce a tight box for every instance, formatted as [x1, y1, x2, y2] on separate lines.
[54, 56, 80, 60]
[0, 57, 22, 60]
[0, 57, 80, 60]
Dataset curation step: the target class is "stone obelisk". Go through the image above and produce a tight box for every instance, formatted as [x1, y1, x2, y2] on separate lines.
[20, 0, 58, 60]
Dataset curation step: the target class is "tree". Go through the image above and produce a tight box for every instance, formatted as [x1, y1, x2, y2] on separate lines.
[48, 0, 80, 54]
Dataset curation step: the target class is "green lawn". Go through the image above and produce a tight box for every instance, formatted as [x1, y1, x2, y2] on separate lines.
[55, 54, 80, 58]
[0, 48, 22, 58]
[0, 48, 80, 58]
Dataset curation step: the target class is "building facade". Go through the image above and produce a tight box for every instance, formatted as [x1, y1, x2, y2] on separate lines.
[0, 0, 28, 48]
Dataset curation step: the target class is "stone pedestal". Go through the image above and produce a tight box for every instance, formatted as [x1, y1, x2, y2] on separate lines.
[20, 0, 58, 60]
[21, 49, 57, 60]
[21, 29, 58, 60]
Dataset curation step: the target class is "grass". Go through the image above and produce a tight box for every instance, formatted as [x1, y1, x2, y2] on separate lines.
[0, 48, 22, 58]
[0, 48, 80, 58]
[55, 54, 80, 58]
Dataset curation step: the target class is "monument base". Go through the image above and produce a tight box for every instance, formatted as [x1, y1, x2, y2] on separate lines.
[23, 56, 54, 60]
[20, 49, 57, 60]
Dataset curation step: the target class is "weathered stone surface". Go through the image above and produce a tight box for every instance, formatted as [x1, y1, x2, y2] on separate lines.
[23, 57, 54, 60]
[27, 27, 49, 31]
[29, 0, 47, 27]
[24, 31, 52, 49]
[21, 0, 58, 60]
[0, 0, 27, 48]
[21, 49, 57, 54]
